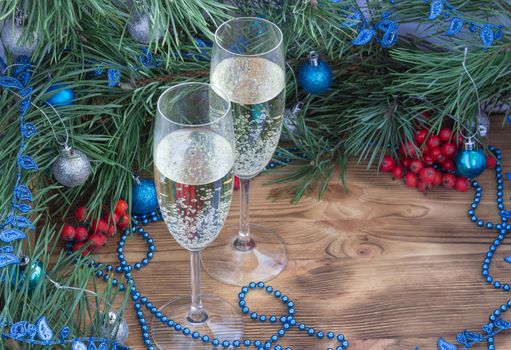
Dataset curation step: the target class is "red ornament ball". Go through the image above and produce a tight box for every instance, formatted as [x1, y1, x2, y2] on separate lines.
[404, 172, 418, 187]
[414, 129, 428, 145]
[380, 155, 396, 172]
[443, 159, 456, 171]
[118, 214, 130, 230]
[441, 142, 457, 158]
[442, 173, 457, 189]
[107, 225, 116, 237]
[418, 180, 433, 193]
[104, 211, 120, 226]
[427, 135, 441, 149]
[455, 177, 469, 192]
[423, 153, 434, 167]
[74, 226, 88, 242]
[486, 156, 497, 169]
[430, 147, 442, 162]
[392, 166, 404, 179]
[399, 141, 417, 157]
[115, 199, 129, 216]
[91, 219, 108, 235]
[61, 224, 75, 241]
[410, 159, 424, 174]
[74, 207, 88, 222]
[401, 157, 412, 169]
[433, 170, 443, 186]
[419, 167, 436, 184]
[88, 234, 107, 249]
[439, 127, 452, 142]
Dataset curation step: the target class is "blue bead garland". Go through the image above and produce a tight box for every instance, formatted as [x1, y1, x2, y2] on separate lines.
[435, 146, 511, 350]
[83, 210, 349, 349]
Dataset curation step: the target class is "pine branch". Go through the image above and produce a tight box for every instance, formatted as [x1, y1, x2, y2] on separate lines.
[0, 221, 125, 349]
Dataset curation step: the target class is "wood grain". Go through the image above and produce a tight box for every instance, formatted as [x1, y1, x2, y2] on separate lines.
[92, 122, 511, 350]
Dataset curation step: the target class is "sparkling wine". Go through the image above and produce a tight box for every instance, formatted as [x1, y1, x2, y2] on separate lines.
[154, 129, 234, 251]
[211, 57, 286, 178]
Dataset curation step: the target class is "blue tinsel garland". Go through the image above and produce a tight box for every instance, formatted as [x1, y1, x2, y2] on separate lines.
[0, 58, 128, 349]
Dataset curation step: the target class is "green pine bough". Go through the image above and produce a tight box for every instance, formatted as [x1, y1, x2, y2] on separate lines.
[0, 0, 508, 214]
[0, 219, 129, 349]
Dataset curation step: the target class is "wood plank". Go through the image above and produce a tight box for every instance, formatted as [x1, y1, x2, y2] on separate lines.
[91, 122, 511, 349]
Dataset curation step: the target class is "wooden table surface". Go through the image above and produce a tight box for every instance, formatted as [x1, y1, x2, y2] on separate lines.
[94, 123, 511, 350]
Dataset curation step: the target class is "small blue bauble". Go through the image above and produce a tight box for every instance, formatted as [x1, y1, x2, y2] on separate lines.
[46, 83, 75, 106]
[455, 148, 487, 178]
[298, 51, 333, 94]
[11, 257, 44, 291]
[132, 178, 159, 214]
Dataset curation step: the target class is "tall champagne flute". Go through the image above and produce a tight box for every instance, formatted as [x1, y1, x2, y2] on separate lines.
[203, 17, 287, 285]
[151, 83, 243, 349]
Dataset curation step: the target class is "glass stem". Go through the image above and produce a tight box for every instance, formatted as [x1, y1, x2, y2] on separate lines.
[187, 251, 207, 323]
[234, 178, 255, 251]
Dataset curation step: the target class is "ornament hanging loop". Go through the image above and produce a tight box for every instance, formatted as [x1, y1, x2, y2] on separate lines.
[463, 136, 476, 151]
[461, 47, 483, 118]
[133, 173, 142, 184]
[18, 255, 30, 267]
[291, 101, 304, 115]
[457, 47, 483, 142]
[13, 7, 27, 26]
[307, 51, 320, 67]
[61, 142, 73, 155]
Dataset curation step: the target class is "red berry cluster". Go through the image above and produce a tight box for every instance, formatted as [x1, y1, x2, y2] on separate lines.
[60, 200, 131, 256]
[380, 127, 496, 193]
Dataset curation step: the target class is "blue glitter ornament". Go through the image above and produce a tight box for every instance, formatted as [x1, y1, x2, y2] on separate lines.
[455, 138, 487, 178]
[132, 177, 158, 215]
[46, 83, 75, 106]
[298, 51, 333, 94]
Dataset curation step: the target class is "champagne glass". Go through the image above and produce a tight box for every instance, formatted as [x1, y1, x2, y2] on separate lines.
[151, 83, 243, 349]
[203, 17, 287, 285]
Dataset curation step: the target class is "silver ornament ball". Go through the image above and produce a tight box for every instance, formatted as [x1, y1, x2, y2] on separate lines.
[52, 146, 91, 188]
[128, 12, 162, 44]
[100, 312, 129, 344]
[1, 22, 39, 56]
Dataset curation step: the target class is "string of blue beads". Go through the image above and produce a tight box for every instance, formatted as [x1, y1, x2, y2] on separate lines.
[86, 209, 349, 349]
[467, 146, 511, 350]
[66, 210, 161, 291]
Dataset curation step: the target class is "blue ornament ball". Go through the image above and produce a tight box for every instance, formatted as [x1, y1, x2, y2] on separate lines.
[298, 52, 333, 94]
[46, 83, 75, 106]
[11, 257, 44, 291]
[455, 148, 487, 178]
[132, 178, 159, 214]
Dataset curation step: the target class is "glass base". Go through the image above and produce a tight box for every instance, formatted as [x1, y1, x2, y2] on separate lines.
[201, 224, 287, 286]
[151, 295, 243, 350]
